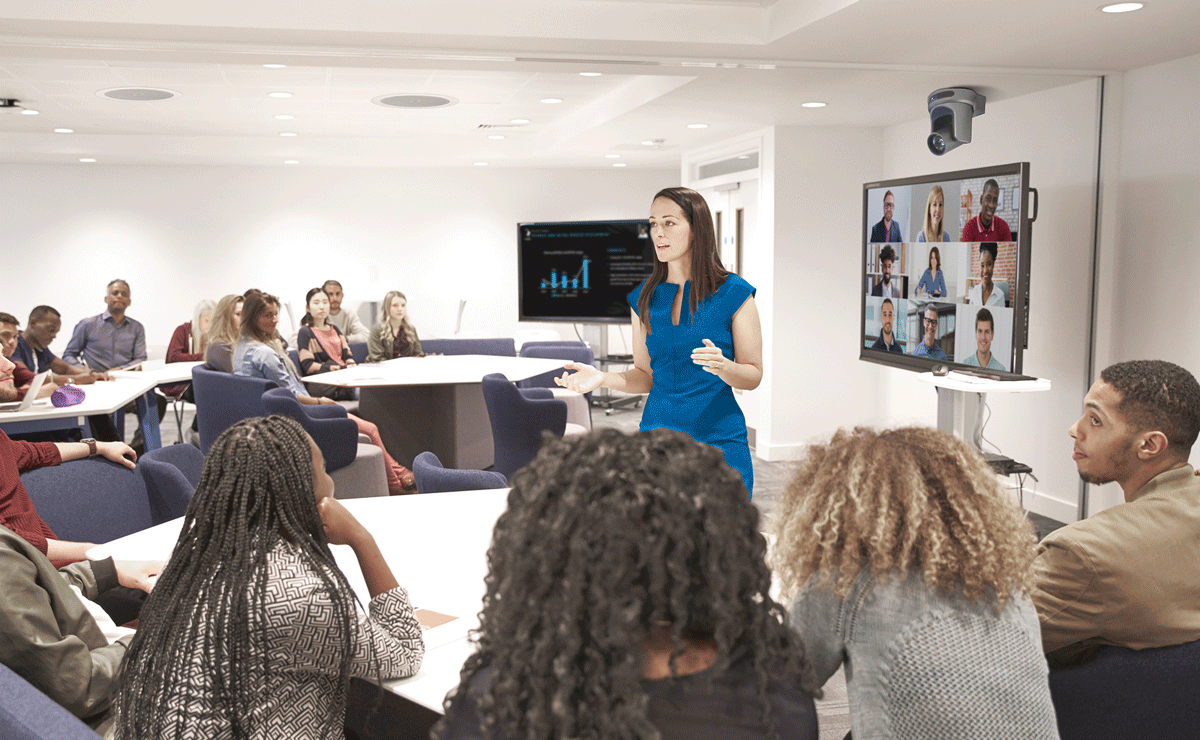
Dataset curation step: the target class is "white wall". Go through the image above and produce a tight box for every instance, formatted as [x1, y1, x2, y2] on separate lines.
[1, 165, 676, 355]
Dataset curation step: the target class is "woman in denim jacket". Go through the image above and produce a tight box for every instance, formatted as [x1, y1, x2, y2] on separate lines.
[771, 427, 1060, 740]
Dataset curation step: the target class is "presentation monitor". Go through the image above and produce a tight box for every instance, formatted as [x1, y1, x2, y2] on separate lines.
[860, 162, 1033, 376]
[518, 219, 655, 324]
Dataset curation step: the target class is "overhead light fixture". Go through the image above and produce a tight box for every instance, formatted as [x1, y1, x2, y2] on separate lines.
[268, 92, 293, 98]
[612, 163, 627, 168]
[284, 160, 300, 164]
[1100, 2, 1144, 11]
[737, 155, 750, 159]
[54, 128, 74, 133]
[580, 72, 602, 77]
[79, 158, 96, 163]
[605, 154, 621, 159]
[98, 87, 180, 101]
[274, 114, 295, 120]
[373, 93, 458, 109]
[21, 109, 39, 115]
[263, 63, 287, 68]
[641, 140, 656, 146]
[487, 134, 505, 140]
[279, 132, 297, 137]
[540, 98, 563, 104]
[686, 123, 709, 129]
[802, 101, 827, 108]
[510, 118, 530, 124]
[474, 161, 489, 166]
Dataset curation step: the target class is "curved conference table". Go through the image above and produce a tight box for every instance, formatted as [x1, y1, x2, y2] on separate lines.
[305, 355, 570, 470]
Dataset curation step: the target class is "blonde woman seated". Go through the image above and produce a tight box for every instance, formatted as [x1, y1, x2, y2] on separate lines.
[366, 290, 424, 362]
[234, 291, 416, 493]
[203, 294, 243, 373]
[771, 427, 1060, 740]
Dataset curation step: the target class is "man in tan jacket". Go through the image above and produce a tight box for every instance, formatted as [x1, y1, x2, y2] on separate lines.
[1033, 359, 1200, 666]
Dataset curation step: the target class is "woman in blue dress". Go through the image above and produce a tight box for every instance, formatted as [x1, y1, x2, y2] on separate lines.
[556, 187, 763, 494]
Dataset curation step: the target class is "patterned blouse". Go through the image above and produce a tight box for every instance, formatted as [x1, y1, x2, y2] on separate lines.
[146, 540, 424, 740]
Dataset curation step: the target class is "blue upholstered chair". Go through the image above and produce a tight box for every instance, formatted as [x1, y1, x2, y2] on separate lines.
[191, 366, 279, 453]
[138, 443, 205, 523]
[261, 388, 388, 498]
[412, 451, 507, 494]
[1048, 638, 1200, 739]
[348, 342, 368, 364]
[0, 663, 99, 740]
[420, 337, 516, 357]
[21, 458, 156, 543]
[517, 342, 596, 430]
[481, 373, 586, 479]
[288, 348, 302, 372]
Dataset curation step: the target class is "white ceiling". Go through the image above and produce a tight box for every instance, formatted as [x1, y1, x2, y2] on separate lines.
[0, 0, 1196, 168]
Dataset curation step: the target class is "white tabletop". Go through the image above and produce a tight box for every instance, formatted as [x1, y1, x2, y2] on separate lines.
[306, 355, 568, 388]
[0, 375, 157, 424]
[915, 370, 1052, 393]
[110, 361, 203, 386]
[101, 489, 510, 713]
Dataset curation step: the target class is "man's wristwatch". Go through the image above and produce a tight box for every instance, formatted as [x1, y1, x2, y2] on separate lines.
[81, 438, 98, 457]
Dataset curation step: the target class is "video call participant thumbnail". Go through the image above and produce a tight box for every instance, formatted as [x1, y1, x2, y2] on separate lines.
[870, 245, 905, 298]
[912, 304, 949, 361]
[968, 243, 1005, 307]
[870, 190, 903, 243]
[870, 298, 904, 353]
[961, 308, 1005, 371]
[962, 179, 1012, 242]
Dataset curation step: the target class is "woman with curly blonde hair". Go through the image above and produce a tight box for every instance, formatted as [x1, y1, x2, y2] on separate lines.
[771, 426, 1059, 740]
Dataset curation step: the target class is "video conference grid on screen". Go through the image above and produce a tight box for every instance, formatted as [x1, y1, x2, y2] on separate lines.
[861, 166, 1026, 374]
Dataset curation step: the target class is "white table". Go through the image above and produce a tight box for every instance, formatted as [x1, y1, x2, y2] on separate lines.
[102, 489, 509, 714]
[916, 370, 1051, 447]
[0, 375, 163, 448]
[111, 361, 204, 439]
[307, 355, 569, 469]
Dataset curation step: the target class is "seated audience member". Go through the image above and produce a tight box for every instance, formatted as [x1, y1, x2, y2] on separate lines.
[869, 298, 903, 354]
[436, 429, 819, 740]
[1034, 360, 1200, 666]
[961, 178, 1012, 241]
[297, 287, 356, 401]
[203, 294, 243, 373]
[772, 426, 1059, 739]
[912, 304, 949, 360]
[915, 246, 947, 298]
[234, 291, 415, 492]
[961, 308, 1005, 371]
[1, 313, 55, 401]
[14, 305, 106, 384]
[367, 290, 425, 362]
[322, 279, 370, 344]
[968, 242, 1005, 307]
[63, 279, 146, 372]
[113, 416, 424, 739]
[916, 185, 950, 243]
[162, 298, 214, 399]
[0, 522, 157, 735]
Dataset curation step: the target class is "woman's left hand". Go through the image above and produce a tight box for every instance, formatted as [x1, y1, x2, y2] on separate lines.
[692, 338, 729, 376]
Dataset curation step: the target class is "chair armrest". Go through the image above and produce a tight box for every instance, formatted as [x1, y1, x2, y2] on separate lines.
[306, 403, 348, 419]
[520, 387, 555, 401]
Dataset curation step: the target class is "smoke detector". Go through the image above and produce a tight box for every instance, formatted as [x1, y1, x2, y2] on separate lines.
[97, 88, 181, 101]
[372, 93, 459, 109]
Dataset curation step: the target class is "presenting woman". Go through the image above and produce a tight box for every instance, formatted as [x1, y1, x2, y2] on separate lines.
[556, 187, 762, 494]
[435, 428, 818, 740]
[915, 246, 947, 298]
[113, 416, 424, 739]
[297, 287, 357, 401]
[771, 427, 1059, 739]
[234, 291, 416, 493]
[916, 184, 949, 242]
[366, 290, 424, 362]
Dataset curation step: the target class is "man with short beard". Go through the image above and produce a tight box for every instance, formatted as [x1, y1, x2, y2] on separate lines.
[1033, 360, 1200, 665]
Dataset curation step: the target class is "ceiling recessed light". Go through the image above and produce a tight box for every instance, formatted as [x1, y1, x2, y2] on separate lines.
[686, 123, 709, 129]
[268, 92, 292, 98]
[737, 155, 750, 159]
[510, 118, 530, 124]
[605, 154, 621, 159]
[802, 101, 827, 108]
[372, 93, 458, 109]
[474, 161, 489, 166]
[1100, 2, 1144, 11]
[79, 158, 96, 163]
[487, 134, 505, 140]
[54, 128, 74, 134]
[280, 132, 297, 137]
[612, 163, 627, 168]
[540, 98, 563, 104]
[98, 87, 180, 101]
[641, 140, 656, 146]
[21, 109, 39, 115]
[580, 72, 602, 77]
[284, 160, 300, 164]
[263, 64, 287, 68]
[274, 114, 295, 120]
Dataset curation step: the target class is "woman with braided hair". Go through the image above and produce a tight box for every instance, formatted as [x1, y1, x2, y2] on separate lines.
[435, 428, 818, 740]
[112, 415, 424, 740]
[771, 427, 1059, 739]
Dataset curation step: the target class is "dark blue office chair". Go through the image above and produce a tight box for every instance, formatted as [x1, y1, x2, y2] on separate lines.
[138, 443, 205, 522]
[420, 338, 516, 357]
[191, 366, 278, 453]
[1048, 637, 1200, 739]
[481, 373, 571, 479]
[348, 342, 368, 364]
[22, 458, 155, 543]
[0, 663, 99, 740]
[412, 451, 507, 494]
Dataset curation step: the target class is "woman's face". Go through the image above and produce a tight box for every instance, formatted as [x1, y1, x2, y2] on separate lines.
[309, 436, 334, 502]
[648, 197, 692, 265]
[389, 296, 407, 321]
[233, 300, 244, 325]
[256, 304, 279, 336]
[979, 251, 995, 284]
[929, 194, 943, 227]
[308, 291, 331, 322]
[197, 310, 212, 337]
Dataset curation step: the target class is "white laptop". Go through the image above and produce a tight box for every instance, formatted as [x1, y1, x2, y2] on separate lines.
[0, 371, 52, 412]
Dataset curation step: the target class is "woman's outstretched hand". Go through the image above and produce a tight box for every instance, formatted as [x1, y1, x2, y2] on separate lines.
[692, 338, 729, 376]
[554, 362, 604, 394]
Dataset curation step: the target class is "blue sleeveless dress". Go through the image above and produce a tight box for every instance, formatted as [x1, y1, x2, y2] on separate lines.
[628, 275, 756, 495]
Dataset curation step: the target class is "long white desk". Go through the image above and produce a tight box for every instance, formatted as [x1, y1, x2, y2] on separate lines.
[102, 489, 509, 715]
[307, 355, 569, 469]
[0, 375, 163, 449]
